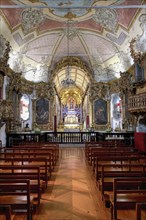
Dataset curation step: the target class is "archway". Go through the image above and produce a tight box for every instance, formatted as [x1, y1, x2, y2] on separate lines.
[52, 57, 92, 131]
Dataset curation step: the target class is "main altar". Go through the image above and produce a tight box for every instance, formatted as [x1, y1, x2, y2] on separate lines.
[64, 109, 79, 130]
[61, 97, 81, 131]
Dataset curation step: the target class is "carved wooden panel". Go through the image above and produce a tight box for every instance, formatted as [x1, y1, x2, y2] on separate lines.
[128, 93, 146, 114]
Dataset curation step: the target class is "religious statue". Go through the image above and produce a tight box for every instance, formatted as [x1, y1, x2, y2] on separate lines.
[68, 98, 74, 110]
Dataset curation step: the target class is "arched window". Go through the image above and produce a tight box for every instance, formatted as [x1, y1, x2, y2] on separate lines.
[111, 94, 122, 130]
[20, 94, 30, 121]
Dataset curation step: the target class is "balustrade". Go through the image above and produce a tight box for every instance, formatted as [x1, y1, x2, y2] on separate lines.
[128, 93, 146, 113]
[6, 131, 134, 147]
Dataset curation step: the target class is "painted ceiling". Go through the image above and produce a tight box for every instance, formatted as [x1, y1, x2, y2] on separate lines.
[0, 0, 146, 95]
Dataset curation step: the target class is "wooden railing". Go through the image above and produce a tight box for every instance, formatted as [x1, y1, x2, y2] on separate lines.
[128, 93, 146, 113]
[6, 131, 134, 147]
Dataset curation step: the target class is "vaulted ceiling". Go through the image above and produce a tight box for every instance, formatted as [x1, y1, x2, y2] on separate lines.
[0, 0, 146, 97]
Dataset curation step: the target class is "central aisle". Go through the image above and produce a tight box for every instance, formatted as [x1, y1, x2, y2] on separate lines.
[36, 147, 109, 220]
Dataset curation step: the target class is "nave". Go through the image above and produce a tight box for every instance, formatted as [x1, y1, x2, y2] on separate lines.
[34, 147, 107, 220]
[2, 146, 145, 220]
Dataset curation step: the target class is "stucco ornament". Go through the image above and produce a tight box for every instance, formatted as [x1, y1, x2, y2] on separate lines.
[130, 15, 146, 64]
[93, 8, 118, 32]
[136, 14, 146, 53]
[22, 9, 45, 33]
[64, 20, 78, 41]
[0, 35, 7, 58]
[8, 50, 25, 73]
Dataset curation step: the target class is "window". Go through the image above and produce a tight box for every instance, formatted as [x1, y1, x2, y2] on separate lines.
[20, 94, 30, 121]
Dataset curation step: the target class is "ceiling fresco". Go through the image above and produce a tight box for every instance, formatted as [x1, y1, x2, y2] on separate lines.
[0, 0, 146, 95]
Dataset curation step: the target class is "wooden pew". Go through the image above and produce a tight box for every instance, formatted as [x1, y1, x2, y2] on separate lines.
[85, 142, 100, 159]
[92, 149, 140, 169]
[1, 151, 53, 175]
[89, 146, 136, 165]
[85, 141, 118, 160]
[136, 203, 146, 220]
[14, 145, 59, 166]
[13, 143, 59, 162]
[0, 164, 41, 205]
[3, 147, 55, 169]
[109, 177, 146, 220]
[94, 155, 146, 181]
[0, 157, 48, 189]
[99, 164, 146, 207]
[0, 205, 11, 220]
[85, 141, 133, 160]
[0, 179, 34, 220]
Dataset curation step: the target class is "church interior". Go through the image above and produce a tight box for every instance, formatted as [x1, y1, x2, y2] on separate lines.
[0, 0, 146, 220]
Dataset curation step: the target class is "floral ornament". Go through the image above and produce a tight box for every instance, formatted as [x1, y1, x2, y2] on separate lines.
[93, 8, 118, 32]
[22, 9, 45, 33]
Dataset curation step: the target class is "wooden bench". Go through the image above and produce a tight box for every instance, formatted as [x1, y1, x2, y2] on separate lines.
[85, 141, 133, 160]
[0, 179, 34, 220]
[13, 143, 59, 163]
[136, 203, 146, 220]
[95, 155, 146, 181]
[0, 164, 42, 205]
[0, 157, 48, 189]
[0, 205, 11, 220]
[99, 164, 146, 207]
[16, 144, 59, 167]
[89, 146, 136, 166]
[1, 151, 53, 175]
[92, 150, 140, 169]
[109, 177, 146, 220]
[13, 146, 58, 163]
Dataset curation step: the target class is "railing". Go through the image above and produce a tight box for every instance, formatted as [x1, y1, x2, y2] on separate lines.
[128, 93, 146, 113]
[6, 131, 134, 147]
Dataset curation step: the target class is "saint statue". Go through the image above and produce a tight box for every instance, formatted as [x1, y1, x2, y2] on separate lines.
[69, 98, 74, 110]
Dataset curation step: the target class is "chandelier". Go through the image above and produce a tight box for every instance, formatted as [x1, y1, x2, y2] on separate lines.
[61, 11, 75, 88]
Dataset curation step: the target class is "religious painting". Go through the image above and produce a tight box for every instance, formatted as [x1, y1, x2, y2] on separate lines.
[41, 0, 95, 17]
[94, 98, 107, 125]
[36, 98, 49, 124]
[135, 63, 144, 82]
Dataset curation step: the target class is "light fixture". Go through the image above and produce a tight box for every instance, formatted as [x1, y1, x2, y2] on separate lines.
[61, 10, 75, 88]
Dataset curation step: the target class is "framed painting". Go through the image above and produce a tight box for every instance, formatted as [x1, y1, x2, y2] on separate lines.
[36, 98, 49, 125]
[135, 63, 144, 82]
[94, 98, 107, 125]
